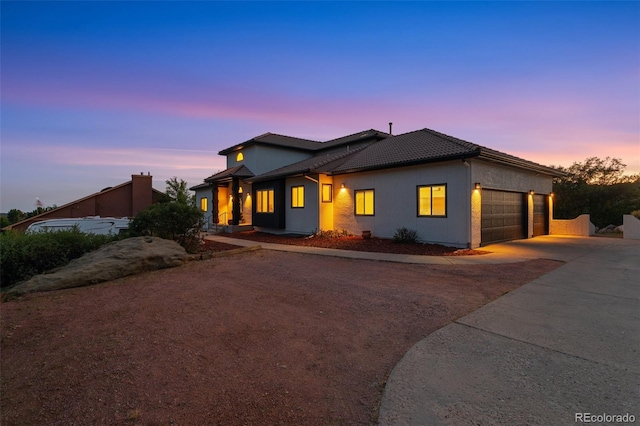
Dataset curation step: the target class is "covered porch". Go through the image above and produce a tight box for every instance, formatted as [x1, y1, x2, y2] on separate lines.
[204, 165, 254, 228]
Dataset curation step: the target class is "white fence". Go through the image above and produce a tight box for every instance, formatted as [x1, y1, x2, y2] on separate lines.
[623, 215, 640, 240]
[550, 214, 595, 237]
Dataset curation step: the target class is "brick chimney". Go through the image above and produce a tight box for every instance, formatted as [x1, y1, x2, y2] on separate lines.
[131, 173, 153, 216]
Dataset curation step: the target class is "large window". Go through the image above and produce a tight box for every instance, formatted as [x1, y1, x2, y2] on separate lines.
[200, 197, 208, 212]
[418, 184, 446, 216]
[257, 189, 274, 213]
[355, 189, 375, 216]
[322, 184, 332, 202]
[236, 152, 244, 162]
[291, 186, 304, 208]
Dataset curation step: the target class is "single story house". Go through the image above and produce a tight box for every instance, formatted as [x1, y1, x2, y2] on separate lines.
[4, 174, 164, 232]
[191, 128, 563, 248]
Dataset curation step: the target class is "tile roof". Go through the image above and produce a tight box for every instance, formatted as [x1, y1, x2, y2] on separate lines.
[247, 145, 370, 182]
[189, 182, 212, 190]
[249, 128, 562, 181]
[320, 129, 390, 150]
[218, 129, 389, 156]
[328, 128, 479, 173]
[218, 133, 321, 155]
[329, 128, 562, 176]
[204, 165, 255, 182]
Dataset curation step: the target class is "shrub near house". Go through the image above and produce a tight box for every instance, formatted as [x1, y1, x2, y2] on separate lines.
[129, 178, 204, 253]
[0, 229, 121, 289]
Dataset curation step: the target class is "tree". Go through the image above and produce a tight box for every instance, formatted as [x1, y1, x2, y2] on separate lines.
[165, 177, 194, 205]
[555, 157, 637, 186]
[129, 177, 203, 252]
[7, 209, 26, 224]
[553, 157, 640, 227]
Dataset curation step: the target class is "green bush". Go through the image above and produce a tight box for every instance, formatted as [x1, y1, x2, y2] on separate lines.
[129, 202, 203, 253]
[0, 228, 120, 289]
[392, 227, 419, 244]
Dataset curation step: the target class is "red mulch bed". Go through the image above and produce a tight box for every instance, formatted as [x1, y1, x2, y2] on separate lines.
[221, 231, 489, 256]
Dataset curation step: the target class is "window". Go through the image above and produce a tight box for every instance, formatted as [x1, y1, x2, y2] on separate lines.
[236, 152, 244, 162]
[355, 189, 374, 216]
[418, 184, 446, 216]
[291, 186, 304, 208]
[256, 189, 274, 213]
[200, 197, 208, 212]
[322, 184, 332, 202]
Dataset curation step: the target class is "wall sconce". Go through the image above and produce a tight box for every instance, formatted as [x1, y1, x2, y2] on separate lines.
[474, 182, 481, 190]
[529, 190, 535, 195]
[549, 192, 554, 197]
[341, 183, 345, 189]
[238, 187, 243, 193]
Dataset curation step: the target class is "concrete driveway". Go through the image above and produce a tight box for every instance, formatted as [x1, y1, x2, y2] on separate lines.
[379, 236, 640, 425]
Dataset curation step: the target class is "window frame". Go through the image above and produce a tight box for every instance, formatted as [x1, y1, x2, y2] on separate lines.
[354, 189, 375, 216]
[256, 189, 274, 213]
[321, 184, 333, 203]
[417, 183, 447, 217]
[291, 185, 305, 208]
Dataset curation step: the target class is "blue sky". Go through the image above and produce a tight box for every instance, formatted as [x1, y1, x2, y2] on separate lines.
[1, 1, 638, 212]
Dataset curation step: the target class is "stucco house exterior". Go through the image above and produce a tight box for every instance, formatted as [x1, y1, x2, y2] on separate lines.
[4, 174, 164, 232]
[191, 128, 562, 248]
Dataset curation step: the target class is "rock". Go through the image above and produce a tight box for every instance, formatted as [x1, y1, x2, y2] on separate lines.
[4, 237, 189, 300]
[598, 224, 617, 233]
[614, 225, 624, 233]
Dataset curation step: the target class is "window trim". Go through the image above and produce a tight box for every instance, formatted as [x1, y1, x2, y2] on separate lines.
[354, 189, 375, 216]
[417, 183, 447, 217]
[291, 185, 304, 208]
[256, 188, 274, 214]
[321, 183, 333, 203]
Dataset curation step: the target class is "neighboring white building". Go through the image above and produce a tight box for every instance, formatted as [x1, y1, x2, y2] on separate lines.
[191, 128, 562, 247]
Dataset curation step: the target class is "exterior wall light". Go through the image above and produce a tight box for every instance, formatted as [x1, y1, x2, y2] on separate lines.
[341, 183, 346, 189]
[474, 182, 481, 190]
[529, 190, 535, 195]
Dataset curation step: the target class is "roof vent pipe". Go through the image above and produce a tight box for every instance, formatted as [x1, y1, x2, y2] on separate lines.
[389, 122, 393, 135]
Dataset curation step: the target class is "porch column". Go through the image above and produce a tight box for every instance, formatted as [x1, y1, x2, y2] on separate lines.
[212, 184, 219, 224]
[231, 178, 240, 226]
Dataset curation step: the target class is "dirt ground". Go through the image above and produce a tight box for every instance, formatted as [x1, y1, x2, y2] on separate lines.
[1, 250, 561, 425]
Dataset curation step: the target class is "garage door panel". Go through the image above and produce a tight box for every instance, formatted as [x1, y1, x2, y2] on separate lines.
[481, 190, 526, 245]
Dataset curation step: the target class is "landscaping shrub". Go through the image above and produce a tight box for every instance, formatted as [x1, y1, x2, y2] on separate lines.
[0, 228, 120, 289]
[632, 210, 640, 219]
[313, 229, 351, 238]
[129, 202, 203, 253]
[392, 227, 419, 244]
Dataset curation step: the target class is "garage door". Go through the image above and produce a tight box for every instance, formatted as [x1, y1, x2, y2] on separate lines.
[481, 190, 526, 245]
[532, 194, 548, 237]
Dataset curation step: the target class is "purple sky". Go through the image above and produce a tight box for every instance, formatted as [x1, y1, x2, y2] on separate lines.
[1, 1, 638, 212]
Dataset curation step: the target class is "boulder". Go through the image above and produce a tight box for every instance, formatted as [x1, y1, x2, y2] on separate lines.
[4, 237, 189, 300]
[598, 224, 617, 233]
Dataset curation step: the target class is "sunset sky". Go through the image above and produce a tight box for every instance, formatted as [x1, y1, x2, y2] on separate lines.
[1, 1, 638, 212]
